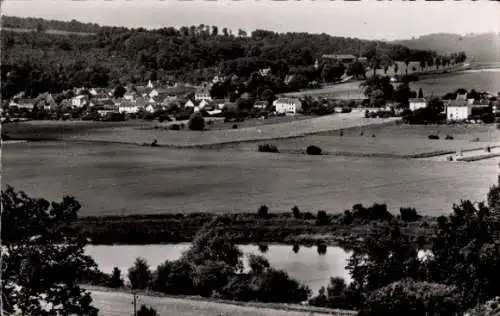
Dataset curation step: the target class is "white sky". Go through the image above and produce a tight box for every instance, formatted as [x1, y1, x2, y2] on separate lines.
[2, 0, 499, 40]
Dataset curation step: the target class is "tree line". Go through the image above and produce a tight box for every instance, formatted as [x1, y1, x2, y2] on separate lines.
[1, 16, 462, 101]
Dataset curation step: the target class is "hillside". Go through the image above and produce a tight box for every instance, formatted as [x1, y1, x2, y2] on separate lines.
[1, 16, 449, 100]
[393, 33, 500, 63]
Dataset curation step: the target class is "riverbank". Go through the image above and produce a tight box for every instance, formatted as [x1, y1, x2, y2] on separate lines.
[73, 211, 435, 250]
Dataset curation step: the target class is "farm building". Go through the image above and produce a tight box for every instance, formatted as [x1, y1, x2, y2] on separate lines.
[409, 98, 427, 111]
[273, 98, 302, 115]
[195, 82, 212, 102]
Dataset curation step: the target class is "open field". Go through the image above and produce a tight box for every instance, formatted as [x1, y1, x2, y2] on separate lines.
[86, 286, 356, 316]
[228, 123, 500, 158]
[3, 141, 498, 216]
[3, 113, 398, 147]
[283, 67, 500, 99]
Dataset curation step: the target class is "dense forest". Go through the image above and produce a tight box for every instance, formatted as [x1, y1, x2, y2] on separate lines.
[1, 16, 463, 100]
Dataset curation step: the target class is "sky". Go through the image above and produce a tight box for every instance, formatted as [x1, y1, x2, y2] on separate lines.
[2, 0, 500, 40]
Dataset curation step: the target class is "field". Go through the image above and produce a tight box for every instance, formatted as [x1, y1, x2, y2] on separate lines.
[86, 286, 356, 316]
[229, 123, 500, 157]
[3, 113, 398, 147]
[3, 138, 498, 217]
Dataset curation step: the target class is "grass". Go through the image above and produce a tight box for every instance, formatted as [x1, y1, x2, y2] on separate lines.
[3, 140, 498, 217]
[85, 285, 357, 316]
[3, 113, 398, 147]
[225, 122, 500, 157]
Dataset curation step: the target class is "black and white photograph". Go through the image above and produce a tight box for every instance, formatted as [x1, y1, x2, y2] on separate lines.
[1, 0, 500, 315]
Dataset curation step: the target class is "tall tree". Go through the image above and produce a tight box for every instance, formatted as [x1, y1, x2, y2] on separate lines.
[1, 186, 99, 316]
[128, 257, 153, 290]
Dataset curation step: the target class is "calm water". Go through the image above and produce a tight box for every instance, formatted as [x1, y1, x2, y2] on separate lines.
[85, 244, 352, 295]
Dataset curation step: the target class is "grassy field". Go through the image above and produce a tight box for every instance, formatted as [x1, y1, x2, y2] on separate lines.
[3, 113, 398, 147]
[86, 286, 356, 316]
[229, 123, 500, 157]
[3, 140, 498, 217]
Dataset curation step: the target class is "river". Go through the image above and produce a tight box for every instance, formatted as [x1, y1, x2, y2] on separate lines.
[85, 244, 352, 295]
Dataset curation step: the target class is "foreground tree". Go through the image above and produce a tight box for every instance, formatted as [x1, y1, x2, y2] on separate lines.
[1, 186, 99, 316]
[128, 257, 153, 290]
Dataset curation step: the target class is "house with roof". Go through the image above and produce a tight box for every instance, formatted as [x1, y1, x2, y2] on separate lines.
[195, 82, 212, 102]
[409, 98, 427, 111]
[9, 98, 36, 110]
[273, 98, 302, 115]
[72, 95, 89, 108]
[118, 101, 143, 114]
[259, 68, 272, 77]
[322, 54, 356, 66]
[446, 99, 471, 121]
[35, 93, 57, 110]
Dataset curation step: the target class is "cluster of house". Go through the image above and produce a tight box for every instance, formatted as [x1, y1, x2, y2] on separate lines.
[407, 91, 498, 121]
[4, 79, 305, 119]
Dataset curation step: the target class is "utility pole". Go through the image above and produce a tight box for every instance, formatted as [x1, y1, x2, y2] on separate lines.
[132, 290, 139, 316]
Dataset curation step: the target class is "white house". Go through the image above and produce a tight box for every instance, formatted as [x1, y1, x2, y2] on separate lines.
[119, 102, 142, 114]
[446, 100, 471, 121]
[254, 101, 268, 109]
[9, 98, 36, 110]
[71, 95, 89, 108]
[195, 82, 212, 102]
[273, 98, 302, 115]
[409, 98, 427, 111]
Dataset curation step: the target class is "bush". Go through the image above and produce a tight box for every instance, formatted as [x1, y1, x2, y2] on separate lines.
[137, 305, 158, 316]
[170, 124, 180, 130]
[306, 145, 322, 155]
[188, 114, 205, 131]
[445, 134, 454, 140]
[258, 144, 279, 153]
[232, 124, 238, 129]
[358, 279, 461, 316]
[258, 205, 269, 218]
[428, 134, 439, 140]
[399, 207, 421, 222]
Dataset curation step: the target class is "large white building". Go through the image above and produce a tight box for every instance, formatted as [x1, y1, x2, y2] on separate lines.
[273, 98, 302, 115]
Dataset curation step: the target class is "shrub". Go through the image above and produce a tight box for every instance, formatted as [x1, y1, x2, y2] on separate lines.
[232, 124, 238, 129]
[317, 241, 327, 255]
[358, 279, 461, 316]
[428, 134, 439, 140]
[445, 134, 454, 140]
[258, 205, 269, 218]
[107, 267, 124, 288]
[170, 124, 180, 130]
[306, 145, 322, 155]
[258, 144, 279, 153]
[188, 114, 205, 131]
[137, 305, 158, 316]
[399, 207, 421, 222]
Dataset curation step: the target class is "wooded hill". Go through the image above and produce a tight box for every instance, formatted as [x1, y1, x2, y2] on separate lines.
[2, 16, 456, 99]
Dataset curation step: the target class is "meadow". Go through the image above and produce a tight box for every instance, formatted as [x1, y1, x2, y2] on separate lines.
[3, 112, 397, 147]
[231, 123, 500, 157]
[3, 140, 498, 217]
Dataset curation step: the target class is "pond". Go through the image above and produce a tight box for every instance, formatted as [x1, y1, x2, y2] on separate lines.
[85, 244, 352, 295]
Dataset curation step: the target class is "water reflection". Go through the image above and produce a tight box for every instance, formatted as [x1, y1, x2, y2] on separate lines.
[85, 244, 352, 294]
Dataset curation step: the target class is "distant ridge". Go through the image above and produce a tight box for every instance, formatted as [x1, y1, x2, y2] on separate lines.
[392, 33, 500, 63]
